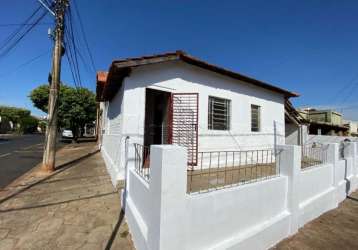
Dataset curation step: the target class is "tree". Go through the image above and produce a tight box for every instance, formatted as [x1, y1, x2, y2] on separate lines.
[0, 106, 38, 134]
[29, 84, 97, 140]
[19, 115, 39, 134]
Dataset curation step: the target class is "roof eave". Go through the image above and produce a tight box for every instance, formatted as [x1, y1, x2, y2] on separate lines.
[107, 51, 299, 99]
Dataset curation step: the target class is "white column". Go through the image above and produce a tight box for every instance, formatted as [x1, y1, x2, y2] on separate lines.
[277, 144, 301, 234]
[148, 145, 187, 250]
[343, 142, 358, 192]
[356, 142, 358, 178]
[343, 142, 356, 159]
[327, 143, 346, 205]
[327, 143, 339, 187]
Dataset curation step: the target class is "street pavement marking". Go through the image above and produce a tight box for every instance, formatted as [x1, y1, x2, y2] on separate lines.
[0, 153, 11, 158]
[14, 150, 43, 153]
[22, 143, 43, 150]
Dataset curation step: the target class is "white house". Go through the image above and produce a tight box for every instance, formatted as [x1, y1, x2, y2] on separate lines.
[96, 51, 298, 185]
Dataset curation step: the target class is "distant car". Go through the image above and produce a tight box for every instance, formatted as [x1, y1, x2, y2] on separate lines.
[62, 129, 73, 139]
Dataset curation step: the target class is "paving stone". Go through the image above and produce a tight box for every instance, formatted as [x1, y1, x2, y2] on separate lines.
[274, 193, 358, 249]
[77, 242, 102, 250]
[86, 225, 112, 243]
[0, 143, 134, 250]
[55, 230, 87, 249]
[35, 217, 63, 233]
[0, 228, 10, 239]
[0, 238, 16, 250]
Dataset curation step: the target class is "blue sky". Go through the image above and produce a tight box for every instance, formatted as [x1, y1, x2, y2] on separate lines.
[1, 0, 358, 119]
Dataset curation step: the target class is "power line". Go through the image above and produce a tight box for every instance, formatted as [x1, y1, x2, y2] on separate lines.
[0, 5, 43, 51]
[0, 50, 50, 78]
[0, 7, 48, 59]
[64, 8, 82, 89]
[72, 0, 96, 72]
[68, 7, 82, 88]
[339, 80, 358, 107]
[0, 22, 52, 27]
[331, 73, 358, 104]
[64, 24, 81, 88]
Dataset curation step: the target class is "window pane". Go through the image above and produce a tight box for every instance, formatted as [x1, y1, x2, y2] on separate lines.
[251, 105, 260, 132]
[208, 97, 231, 130]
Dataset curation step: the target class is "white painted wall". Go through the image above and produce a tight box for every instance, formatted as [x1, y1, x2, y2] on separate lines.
[186, 177, 289, 250]
[285, 123, 299, 145]
[100, 84, 127, 184]
[124, 143, 358, 250]
[298, 164, 336, 227]
[102, 61, 286, 183]
[285, 124, 308, 146]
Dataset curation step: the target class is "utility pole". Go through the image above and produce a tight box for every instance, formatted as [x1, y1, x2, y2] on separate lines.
[42, 0, 68, 172]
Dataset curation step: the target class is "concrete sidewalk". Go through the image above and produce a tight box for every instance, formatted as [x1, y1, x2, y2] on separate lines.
[0, 142, 134, 250]
[274, 191, 358, 249]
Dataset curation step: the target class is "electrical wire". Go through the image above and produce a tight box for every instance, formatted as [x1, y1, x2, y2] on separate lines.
[68, 7, 82, 88]
[64, 23, 82, 89]
[0, 5, 43, 51]
[0, 50, 50, 78]
[0, 22, 52, 27]
[0, 9, 48, 59]
[72, 0, 96, 72]
[64, 8, 82, 89]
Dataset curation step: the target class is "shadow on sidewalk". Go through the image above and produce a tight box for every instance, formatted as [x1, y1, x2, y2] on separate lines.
[347, 196, 358, 202]
[0, 191, 115, 213]
[104, 209, 126, 250]
[0, 149, 99, 205]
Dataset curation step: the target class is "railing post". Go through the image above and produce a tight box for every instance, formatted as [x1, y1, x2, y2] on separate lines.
[148, 145, 187, 250]
[276, 144, 301, 234]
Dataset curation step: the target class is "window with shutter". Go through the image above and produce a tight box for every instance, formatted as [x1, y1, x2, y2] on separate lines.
[208, 96, 231, 130]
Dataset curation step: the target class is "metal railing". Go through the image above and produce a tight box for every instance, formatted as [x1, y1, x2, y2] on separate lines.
[187, 149, 281, 194]
[134, 143, 150, 182]
[301, 143, 328, 170]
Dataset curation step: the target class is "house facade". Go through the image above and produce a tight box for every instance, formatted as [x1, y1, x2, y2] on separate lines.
[96, 51, 298, 184]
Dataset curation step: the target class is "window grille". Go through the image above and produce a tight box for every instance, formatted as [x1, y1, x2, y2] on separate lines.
[208, 96, 231, 130]
[251, 104, 261, 132]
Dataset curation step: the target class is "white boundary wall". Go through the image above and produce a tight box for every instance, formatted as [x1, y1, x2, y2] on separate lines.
[124, 142, 358, 250]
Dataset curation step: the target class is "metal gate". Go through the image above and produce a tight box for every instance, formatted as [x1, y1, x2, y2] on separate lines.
[169, 93, 199, 167]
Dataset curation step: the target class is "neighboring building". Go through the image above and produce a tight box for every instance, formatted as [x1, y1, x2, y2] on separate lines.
[299, 108, 348, 136]
[343, 120, 358, 137]
[285, 100, 309, 145]
[96, 51, 298, 184]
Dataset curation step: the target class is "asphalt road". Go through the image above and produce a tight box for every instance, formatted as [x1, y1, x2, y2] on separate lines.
[0, 134, 63, 189]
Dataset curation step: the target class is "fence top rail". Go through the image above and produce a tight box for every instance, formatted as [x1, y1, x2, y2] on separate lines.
[198, 148, 282, 154]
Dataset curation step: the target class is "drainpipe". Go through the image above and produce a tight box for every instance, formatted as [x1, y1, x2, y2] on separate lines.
[122, 136, 130, 213]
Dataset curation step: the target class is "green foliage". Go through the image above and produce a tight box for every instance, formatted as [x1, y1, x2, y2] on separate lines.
[29, 84, 97, 137]
[0, 106, 38, 134]
[18, 115, 39, 134]
[0, 106, 31, 123]
[29, 85, 49, 113]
